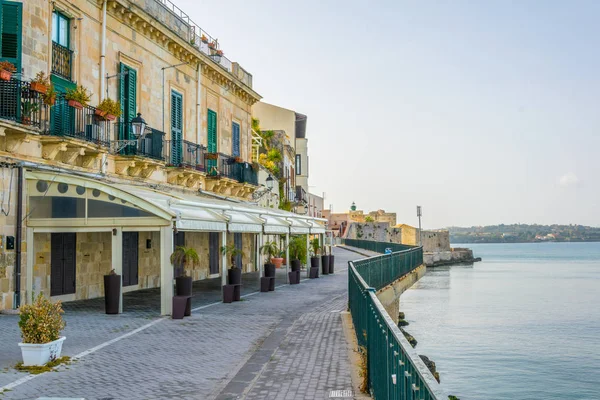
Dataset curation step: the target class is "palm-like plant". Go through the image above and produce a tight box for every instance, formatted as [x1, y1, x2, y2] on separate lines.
[260, 241, 279, 259]
[170, 246, 200, 276]
[289, 236, 307, 262]
[221, 244, 243, 268]
[310, 237, 321, 257]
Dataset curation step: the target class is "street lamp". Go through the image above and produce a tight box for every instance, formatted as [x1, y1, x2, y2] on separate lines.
[417, 206, 422, 247]
[130, 113, 147, 138]
[266, 175, 274, 190]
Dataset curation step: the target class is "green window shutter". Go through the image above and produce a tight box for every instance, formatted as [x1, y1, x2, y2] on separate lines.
[171, 91, 183, 165]
[0, 1, 23, 72]
[207, 109, 217, 153]
[127, 67, 137, 129]
[118, 62, 127, 141]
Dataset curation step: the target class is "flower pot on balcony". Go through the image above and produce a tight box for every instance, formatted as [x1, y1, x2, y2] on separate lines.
[21, 116, 32, 126]
[321, 255, 330, 275]
[208, 42, 216, 49]
[271, 257, 284, 269]
[264, 263, 275, 278]
[94, 109, 107, 118]
[0, 70, 11, 81]
[175, 276, 193, 296]
[18, 336, 66, 366]
[291, 259, 301, 272]
[30, 82, 48, 94]
[206, 153, 218, 160]
[105, 114, 116, 121]
[228, 267, 242, 285]
[67, 99, 83, 110]
[104, 274, 121, 314]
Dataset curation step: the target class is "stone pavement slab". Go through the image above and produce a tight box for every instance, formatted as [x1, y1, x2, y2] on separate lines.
[0, 248, 359, 400]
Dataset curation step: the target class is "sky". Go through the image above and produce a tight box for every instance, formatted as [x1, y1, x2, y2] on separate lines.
[174, 0, 600, 228]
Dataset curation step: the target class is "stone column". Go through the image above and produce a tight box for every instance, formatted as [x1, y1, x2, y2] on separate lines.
[111, 227, 123, 313]
[160, 225, 173, 316]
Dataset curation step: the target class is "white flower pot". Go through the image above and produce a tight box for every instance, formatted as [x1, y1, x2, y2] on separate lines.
[18, 336, 66, 366]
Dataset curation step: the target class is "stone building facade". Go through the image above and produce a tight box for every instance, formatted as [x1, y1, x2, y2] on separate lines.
[0, 0, 326, 313]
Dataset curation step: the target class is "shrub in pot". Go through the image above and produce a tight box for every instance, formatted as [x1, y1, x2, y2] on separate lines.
[96, 98, 122, 121]
[260, 241, 278, 277]
[221, 244, 243, 284]
[0, 61, 16, 81]
[18, 294, 66, 366]
[20, 100, 39, 125]
[65, 85, 92, 110]
[288, 236, 306, 272]
[104, 269, 121, 314]
[42, 84, 57, 106]
[170, 246, 199, 296]
[30, 71, 50, 94]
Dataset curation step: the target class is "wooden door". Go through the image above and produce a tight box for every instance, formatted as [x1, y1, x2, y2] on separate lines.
[50, 232, 76, 296]
[122, 232, 139, 286]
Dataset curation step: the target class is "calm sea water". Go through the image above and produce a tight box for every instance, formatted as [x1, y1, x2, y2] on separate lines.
[401, 242, 600, 400]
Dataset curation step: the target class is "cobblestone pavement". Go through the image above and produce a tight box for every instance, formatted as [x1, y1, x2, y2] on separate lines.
[0, 248, 358, 400]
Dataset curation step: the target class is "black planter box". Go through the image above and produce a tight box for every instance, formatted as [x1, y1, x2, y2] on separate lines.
[329, 255, 335, 274]
[291, 259, 301, 272]
[309, 267, 319, 279]
[104, 274, 121, 314]
[310, 256, 320, 270]
[264, 263, 276, 278]
[175, 276, 192, 296]
[288, 270, 300, 284]
[228, 268, 242, 285]
[223, 285, 235, 303]
[321, 255, 330, 275]
[260, 277, 272, 292]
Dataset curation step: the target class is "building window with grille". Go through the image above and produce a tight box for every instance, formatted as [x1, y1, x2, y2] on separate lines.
[51, 11, 73, 80]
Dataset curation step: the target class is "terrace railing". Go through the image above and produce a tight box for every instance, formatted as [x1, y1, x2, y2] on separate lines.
[0, 78, 50, 131]
[47, 96, 111, 147]
[347, 240, 443, 399]
[114, 123, 166, 160]
[165, 139, 206, 170]
[232, 161, 258, 186]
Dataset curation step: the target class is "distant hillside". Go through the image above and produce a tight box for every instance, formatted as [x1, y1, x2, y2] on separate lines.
[448, 224, 600, 243]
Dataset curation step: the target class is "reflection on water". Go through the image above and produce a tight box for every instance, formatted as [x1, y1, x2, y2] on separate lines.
[401, 242, 600, 400]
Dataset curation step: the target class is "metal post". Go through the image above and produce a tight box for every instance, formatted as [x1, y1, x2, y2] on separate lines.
[160, 225, 173, 316]
[416, 206, 422, 247]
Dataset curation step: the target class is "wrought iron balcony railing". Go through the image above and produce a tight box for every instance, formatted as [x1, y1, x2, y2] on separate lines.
[114, 123, 166, 160]
[52, 42, 73, 81]
[0, 77, 50, 130]
[165, 140, 206, 170]
[46, 96, 111, 147]
[233, 162, 258, 186]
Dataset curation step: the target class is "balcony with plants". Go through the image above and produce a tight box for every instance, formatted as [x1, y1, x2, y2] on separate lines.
[165, 139, 207, 188]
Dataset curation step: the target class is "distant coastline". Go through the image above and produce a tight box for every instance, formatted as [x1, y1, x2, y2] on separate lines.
[451, 239, 600, 244]
[449, 223, 600, 244]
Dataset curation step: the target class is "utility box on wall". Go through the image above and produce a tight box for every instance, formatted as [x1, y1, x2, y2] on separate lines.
[6, 236, 15, 250]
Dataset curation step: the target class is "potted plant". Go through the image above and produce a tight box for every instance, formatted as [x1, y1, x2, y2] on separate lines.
[206, 152, 219, 160]
[260, 241, 279, 277]
[170, 246, 199, 296]
[30, 71, 50, 94]
[96, 98, 122, 121]
[221, 244, 244, 285]
[65, 85, 92, 110]
[321, 246, 330, 275]
[21, 100, 39, 125]
[288, 236, 306, 272]
[0, 61, 16, 81]
[310, 238, 321, 278]
[201, 34, 208, 44]
[104, 269, 121, 314]
[43, 84, 57, 106]
[234, 156, 243, 163]
[216, 49, 224, 57]
[18, 293, 66, 366]
[208, 42, 216, 49]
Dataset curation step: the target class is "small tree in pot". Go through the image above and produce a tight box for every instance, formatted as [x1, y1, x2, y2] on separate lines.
[288, 236, 306, 272]
[309, 238, 321, 278]
[18, 294, 66, 366]
[104, 268, 120, 314]
[170, 246, 199, 296]
[260, 241, 279, 277]
[221, 244, 244, 285]
[321, 246, 330, 275]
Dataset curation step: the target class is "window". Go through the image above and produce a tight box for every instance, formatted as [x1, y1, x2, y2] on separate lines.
[170, 90, 183, 165]
[0, 1, 23, 71]
[295, 154, 301, 175]
[52, 11, 69, 47]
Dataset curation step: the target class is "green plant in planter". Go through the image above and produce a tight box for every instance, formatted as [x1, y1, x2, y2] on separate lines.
[310, 237, 321, 257]
[288, 236, 307, 263]
[96, 98, 122, 117]
[21, 100, 39, 123]
[65, 85, 92, 107]
[170, 246, 199, 276]
[260, 241, 279, 260]
[42, 84, 57, 106]
[18, 294, 65, 344]
[220, 244, 243, 268]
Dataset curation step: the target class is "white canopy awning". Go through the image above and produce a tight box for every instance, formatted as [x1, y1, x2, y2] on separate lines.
[172, 205, 228, 232]
[307, 219, 326, 234]
[262, 215, 290, 234]
[286, 218, 311, 234]
[225, 210, 264, 233]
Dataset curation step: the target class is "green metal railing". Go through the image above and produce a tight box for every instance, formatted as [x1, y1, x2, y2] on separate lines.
[348, 241, 443, 399]
[343, 238, 414, 254]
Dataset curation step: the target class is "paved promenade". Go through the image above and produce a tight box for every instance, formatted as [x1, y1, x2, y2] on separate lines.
[0, 248, 359, 400]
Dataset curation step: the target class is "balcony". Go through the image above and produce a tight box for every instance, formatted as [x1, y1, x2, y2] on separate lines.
[233, 162, 258, 186]
[52, 42, 73, 81]
[113, 124, 166, 178]
[165, 140, 206, 170]
[0, 77, 50, 131]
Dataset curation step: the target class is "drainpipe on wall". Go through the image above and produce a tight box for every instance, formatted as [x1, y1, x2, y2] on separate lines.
[14, 165, 23, 308]
[196, 62, 202, 145]
[100, 0, 108, 174]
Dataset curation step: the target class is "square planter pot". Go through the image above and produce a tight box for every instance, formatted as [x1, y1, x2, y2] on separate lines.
[0, 70, 11, 81]
[329, 255, 335, 274]
[67, 99, 83, 110]
[176, 276, 193, 296]
[228, 267, 242, 285]
[104, 274, 121, 314]
[18, 336, 66, 366]
[321, 255, 330, 275]
[264, 263, 275, 278]
[291, 259, 301, 272]
[30, 82, 48, 94]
